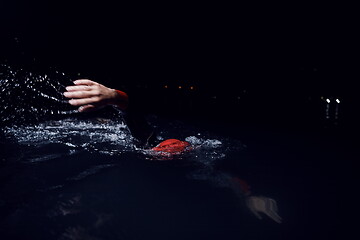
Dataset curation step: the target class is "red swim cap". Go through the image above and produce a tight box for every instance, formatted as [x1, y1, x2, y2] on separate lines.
[152, 139, 190, 154]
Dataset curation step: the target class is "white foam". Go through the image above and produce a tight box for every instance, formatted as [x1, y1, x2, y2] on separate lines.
[4, 119, 135, 156]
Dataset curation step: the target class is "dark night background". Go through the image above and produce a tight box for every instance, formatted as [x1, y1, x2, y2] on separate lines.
[1, 2, 359, 239]
[1, 1, 358, 132]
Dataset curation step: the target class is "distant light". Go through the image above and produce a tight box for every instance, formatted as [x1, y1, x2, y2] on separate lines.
[164, 85, 168, 89]
[326, 98, 331, 103]
[320, 96, 324, 100]
[190, 86, 194, 90]
[336, 99, 340, 103]
[178, 86, 182, 89]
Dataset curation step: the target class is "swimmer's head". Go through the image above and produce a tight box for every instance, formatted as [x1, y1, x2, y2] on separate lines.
[152, 139, 190, 154]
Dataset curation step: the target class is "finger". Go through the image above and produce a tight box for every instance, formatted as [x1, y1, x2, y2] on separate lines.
[249, 208, 263, 220]
[69, 96, 100, 106]
[267, 200, 282, 223]
[269, 199, 279, 212]
[266, 211, 282, 223]
[73, 79, 99, 86]
[264, 208, 282, 223]
[65, 85, 92, 92]
[78, 104, 97, 112]
[64, 90, 98, 99]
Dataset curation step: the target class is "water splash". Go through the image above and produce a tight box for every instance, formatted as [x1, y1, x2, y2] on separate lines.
[3, 118, 135, 158]
[0, 64, 244, 166]
[0, 64, 79, 126]
[143, 120, 244, 165]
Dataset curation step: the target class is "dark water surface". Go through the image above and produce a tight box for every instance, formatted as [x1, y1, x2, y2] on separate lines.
[1, 65, 355, 239]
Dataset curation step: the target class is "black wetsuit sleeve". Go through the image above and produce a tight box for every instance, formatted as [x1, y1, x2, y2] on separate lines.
[118, 87, 157, 148]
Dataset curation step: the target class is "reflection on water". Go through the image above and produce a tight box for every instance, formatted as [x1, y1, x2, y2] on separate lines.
[321, 97, 341, 127]
[0, 65, 283, 239]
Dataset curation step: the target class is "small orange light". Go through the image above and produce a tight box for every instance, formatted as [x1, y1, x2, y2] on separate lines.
[164, 85, 168, 89]
[190, 86, 194, 90]
[178, 86, 182, 89]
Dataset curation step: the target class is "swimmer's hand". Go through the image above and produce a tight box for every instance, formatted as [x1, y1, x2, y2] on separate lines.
[64, 79, 128, 112]
[246, 196, 282, 223]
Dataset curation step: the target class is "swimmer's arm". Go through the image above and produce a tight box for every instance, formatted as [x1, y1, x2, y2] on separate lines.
[231, 177, 282, 223]
[64, 79, 154, 146]
[64, 79, 128, 112]
[246, 196, 282, 223]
